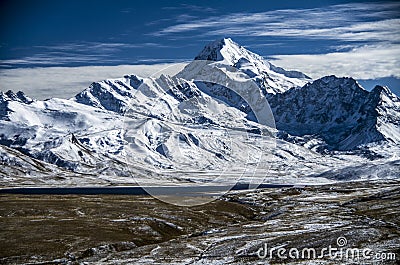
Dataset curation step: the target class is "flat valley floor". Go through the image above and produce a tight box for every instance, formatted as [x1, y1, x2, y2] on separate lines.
[1, 180, 399, 264]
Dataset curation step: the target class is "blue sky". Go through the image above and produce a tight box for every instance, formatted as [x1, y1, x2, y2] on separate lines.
[0, 0, 399, 96]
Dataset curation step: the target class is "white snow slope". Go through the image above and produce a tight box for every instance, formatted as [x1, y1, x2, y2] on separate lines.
[1, 38, 399, 187]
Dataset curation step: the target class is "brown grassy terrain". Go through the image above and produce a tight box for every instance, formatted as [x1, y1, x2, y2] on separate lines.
[0, 180, 399, 264]
[0, 194, 256, 264]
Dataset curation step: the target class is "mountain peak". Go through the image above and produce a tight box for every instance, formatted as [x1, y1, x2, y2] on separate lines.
[194, 38, 232, 62]
[194, 38, 264, 65]
[308, 75, 362, 92]
[189, 38, 310, 94]
[268, 75, 400, 150]
[0, 90, 33, 104]
[371, 85, 396, 98]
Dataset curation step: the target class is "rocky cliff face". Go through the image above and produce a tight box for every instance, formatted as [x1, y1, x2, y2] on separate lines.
[268, 76, 400, 150]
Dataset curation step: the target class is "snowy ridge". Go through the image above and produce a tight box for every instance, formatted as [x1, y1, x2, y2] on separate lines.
[74, 77, 139, 113]
[373, 85, 400, 143]
[1, 90, 33, 104]
[1, 38, 399, 186]
[268, 75, 400, 150]
[193, 38, 311, 94]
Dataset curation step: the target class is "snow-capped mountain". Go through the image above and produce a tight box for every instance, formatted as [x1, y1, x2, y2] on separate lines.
[1, 38, 399, 186]
[194, 38, 310, 92]
[268, 75, 400, 150]
[1, 79, 277, 186]
[191, 38, 310, 96]
[75, 38, 310, 115]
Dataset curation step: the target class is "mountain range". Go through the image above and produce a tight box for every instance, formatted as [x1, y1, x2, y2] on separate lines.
[1, 38, 399, 187]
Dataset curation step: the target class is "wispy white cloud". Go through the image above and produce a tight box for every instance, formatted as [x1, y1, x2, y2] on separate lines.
[151, 2, 400, 81]
[175, 14, 198, 22]
[246, 19, 400, 43]
[0, 63, 188, 100]
[34, 42, 166, 51]
[153, 2, 400, 43]
[0, 42, 170, 67]
[0, 54, 114, 67]
[269, 44, 400, 80]
[162, 4, 216, 13]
